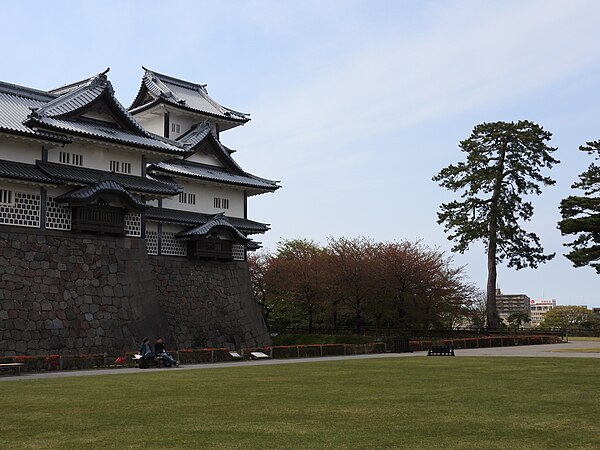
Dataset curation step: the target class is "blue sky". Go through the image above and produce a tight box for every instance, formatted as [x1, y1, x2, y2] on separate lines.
[2, 0, 599, 307]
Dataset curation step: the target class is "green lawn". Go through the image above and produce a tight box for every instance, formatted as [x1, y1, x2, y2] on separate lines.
[549, 347, 600, 353]
[1, 357, 599, 449]
[568, 336, 600, 342]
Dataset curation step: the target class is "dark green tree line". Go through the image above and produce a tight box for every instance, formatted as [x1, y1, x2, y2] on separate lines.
[558, 140, 600, 272]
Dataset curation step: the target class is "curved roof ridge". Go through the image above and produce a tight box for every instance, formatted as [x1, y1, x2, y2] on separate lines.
[176, 212, 251, 243]
[48, 68, 110, 95]
[36, 73, 106, 117]
[54, 176, 147, 210]
[176, 121, 245, 173]
[28, 70, 163, 140]
[147, 158, 280, 191]
[143, 66, 208, 92]
[129, 67, 249, 124]
[0, 80, 57, 102]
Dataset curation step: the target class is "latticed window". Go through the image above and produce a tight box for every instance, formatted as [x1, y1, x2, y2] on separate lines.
[46, 198, 71, 230]
[124, 212, 141, 237]
[0, 191, 40, 227]
[161, 231, 187, 256]
[179, 192, 196, 205]
[0, 189, 13, 205]
[232, 244, 245, 261]
[109, 160, 131, 174]
[213, 197, 229, 209]
[59, 151, 83, 166]
[145, 230, 158, 255]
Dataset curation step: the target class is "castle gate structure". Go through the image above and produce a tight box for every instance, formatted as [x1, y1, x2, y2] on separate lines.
[0, 68, 279, 356]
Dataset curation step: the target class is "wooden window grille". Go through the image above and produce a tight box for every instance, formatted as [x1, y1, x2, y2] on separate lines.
[213, 197, 229, 209]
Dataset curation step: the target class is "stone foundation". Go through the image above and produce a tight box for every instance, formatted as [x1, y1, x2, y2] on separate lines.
[150, 257, 270, 349]
[0, 226, 270, 356]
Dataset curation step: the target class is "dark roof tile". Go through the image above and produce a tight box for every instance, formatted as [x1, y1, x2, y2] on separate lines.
[0, 159, 57, 184]
[37, 161, 181, 196]
[145, 207, 269, 234]
[129, 68, 250, 126]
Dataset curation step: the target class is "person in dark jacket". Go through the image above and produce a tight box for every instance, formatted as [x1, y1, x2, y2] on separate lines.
[138, 337, 155, 368]
[154, 336, 179, 367]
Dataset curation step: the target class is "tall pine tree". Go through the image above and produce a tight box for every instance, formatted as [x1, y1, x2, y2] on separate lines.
[558, 141, 600, 272]
[433, 121, 559, 329]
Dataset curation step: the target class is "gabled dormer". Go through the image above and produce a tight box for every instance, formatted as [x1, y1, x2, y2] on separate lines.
[147, 121, 279, 197]
[178, 121, 244, 172]
[24, 69, 184, 156]
[129, 67, 250, 136]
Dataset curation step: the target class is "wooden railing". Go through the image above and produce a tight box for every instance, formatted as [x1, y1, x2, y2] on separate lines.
[187, 238, 233, 261]
[71, 205, 126, 235]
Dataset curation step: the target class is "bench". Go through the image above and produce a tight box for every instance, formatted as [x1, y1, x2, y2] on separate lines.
[133, 354, 166, 368]
[249, 351, 271, 360]
[0, 363, 24, 376]
[427, 345, 455, 356]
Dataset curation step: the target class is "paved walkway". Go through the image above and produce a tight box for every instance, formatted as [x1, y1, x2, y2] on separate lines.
[454, 340, 600, 358]
[1, 340, 598, 381]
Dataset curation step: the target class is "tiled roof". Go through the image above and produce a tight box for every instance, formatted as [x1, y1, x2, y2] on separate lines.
[0, 82, 71, 143]
[37, 161, 181, 196]
[177, 121, 242, 166]
[33, 116, 184, 154]
[26, 71, 185, 155]
[129, 68, 250, 125]
[148, 159, 279, 193]
[176, 213, 251, 243]
[0, 72, 185, 154]
[145, 207, 269, 234]
[0, 159, 57, 184]
[148, 121, 279, 193]
[54, 178, 147, 209]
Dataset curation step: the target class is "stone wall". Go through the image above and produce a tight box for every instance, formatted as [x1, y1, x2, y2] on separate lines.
[150, 257, 271, 349]
[0, 226, 270, 356]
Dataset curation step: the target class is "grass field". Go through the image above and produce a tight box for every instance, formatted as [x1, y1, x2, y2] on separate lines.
[549, 347, 600, 353]
[2, 357, 599, 449]
[568, 336, 600, 342]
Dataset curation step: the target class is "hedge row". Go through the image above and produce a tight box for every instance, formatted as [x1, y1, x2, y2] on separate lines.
[0, 342, 388, 373]
[0, 336, 561, 374]
[244, 342, 387, 360]
[408, 335, 561, 351]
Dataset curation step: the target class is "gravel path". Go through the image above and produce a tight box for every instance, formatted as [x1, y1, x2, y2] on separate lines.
[1, 341, 598, 381]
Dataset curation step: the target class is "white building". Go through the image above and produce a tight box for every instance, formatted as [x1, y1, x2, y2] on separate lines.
[529, 299, 556, 327]
[0, 68, 279, 260]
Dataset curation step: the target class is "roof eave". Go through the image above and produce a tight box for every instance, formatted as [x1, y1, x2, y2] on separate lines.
[26, 119, 184, 155]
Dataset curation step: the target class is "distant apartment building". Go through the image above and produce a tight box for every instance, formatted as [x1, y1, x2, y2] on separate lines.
[496, 289, 531, 324]
[529, 299, 556, 327]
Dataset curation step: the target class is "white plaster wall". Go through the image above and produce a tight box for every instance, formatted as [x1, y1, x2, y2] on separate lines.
[47, 143, 142, 176]
[186, 151, 224, 167]
[0, 140, 42, 164]
[162, 222, 186, 234]
[161, 180, 244, 218]
[168, 113, 196, 140]
[136, 113, 164, 136]
[0, 181, 40, 195]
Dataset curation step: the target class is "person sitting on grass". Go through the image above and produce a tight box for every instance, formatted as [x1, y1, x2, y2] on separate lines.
[154, 336, 180, 368]
[139, 337, 155, 368]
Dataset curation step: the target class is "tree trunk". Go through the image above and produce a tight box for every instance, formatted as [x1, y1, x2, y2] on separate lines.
[355, 298, 362, 333]
[486, 140, 506, 330]
[486, 237, 499, 329]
